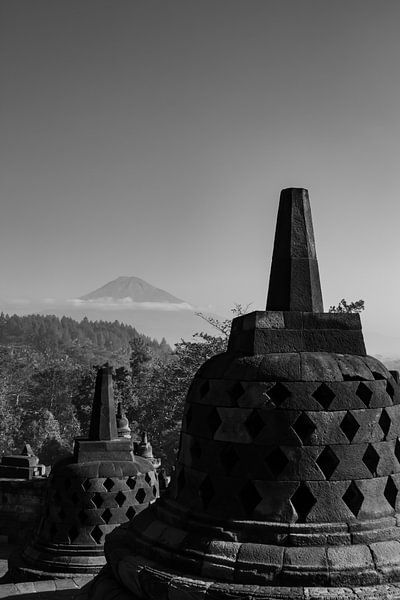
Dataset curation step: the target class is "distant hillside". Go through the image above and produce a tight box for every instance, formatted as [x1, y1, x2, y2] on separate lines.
[0, 313, 171, 365]
[81, 276, 186, 304]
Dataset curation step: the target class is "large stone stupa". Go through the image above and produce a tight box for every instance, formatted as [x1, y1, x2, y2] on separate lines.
[83, 189, 400, 599]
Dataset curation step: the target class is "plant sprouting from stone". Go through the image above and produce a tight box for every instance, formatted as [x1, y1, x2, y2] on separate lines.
[328, 299, 365, 313]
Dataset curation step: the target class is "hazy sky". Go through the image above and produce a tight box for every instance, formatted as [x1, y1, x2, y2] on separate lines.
[1, 1, 400, 336]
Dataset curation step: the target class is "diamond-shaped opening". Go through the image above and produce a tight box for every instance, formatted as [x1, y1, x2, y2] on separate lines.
[244, 410, 265, 440]
[356, 382, 373, 407]
[199, 380, 210, 398]
[340, 411, 360, 442]
[199, 475, 214, 509]
[207, 407, 222, 437]
[384, 476, 398, 510]
[49, 523, 57, 538]
[145, 473, 152, 485]
[265, 447, 289, 478]
[220, 445, 240, 475]
[190, 439, 202, 461]
[390, 371, 400, 384]
[115, 491, 126, 507]
[82, 479, 91, 492]
[291, 483, 317, 522]
[312, 383, 336, 410]
[126, 506, 136, 520]
[101, 508, 112, 524]
[90, 525, 103, 544]
[92, 492, 104, 508]
[78, 509, 88, 524]
[362, 444, 380, 476]
[135, 487, 146, 504]
[64, 478, 71, 491]
[152, 485, 157, 496]
[103, 478, 114, 492]
[316, 446, 340, 480]
[126, 476, 135, 489]
[379, 409, 391, 440]
[267, 382, 290, 407]
[372, 371, 385, 380]
[343, 481, 364, 517]
[292, 413, 316, 445]
[239, 480, 262, 517]
[229, 381, 245, 403]
[68, 525, 80, 543]
[185, 406, 193, 429]
[387, 382, 395, 400]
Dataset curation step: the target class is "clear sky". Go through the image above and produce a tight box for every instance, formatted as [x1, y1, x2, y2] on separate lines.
[1, 0, 400, 337]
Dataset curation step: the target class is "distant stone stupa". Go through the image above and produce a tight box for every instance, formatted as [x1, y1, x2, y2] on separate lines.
[81, 189, 400, 599]
[10, 365, 159, 581]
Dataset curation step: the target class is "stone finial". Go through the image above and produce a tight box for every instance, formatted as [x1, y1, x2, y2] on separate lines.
[88, 364, 118, 441]
[266, 188, 324, 312]
[116, 401, 131, 439]
[136, 432, 153, 459]
[21, 443, 35, 456]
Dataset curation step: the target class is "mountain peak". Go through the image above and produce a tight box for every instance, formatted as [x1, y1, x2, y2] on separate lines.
[80, 276, 185, 304]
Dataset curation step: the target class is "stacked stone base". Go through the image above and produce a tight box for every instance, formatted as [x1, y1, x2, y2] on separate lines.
[80, 561, 400, 600]
[73, 499, 400, 599]
[9, 541, 106, 582]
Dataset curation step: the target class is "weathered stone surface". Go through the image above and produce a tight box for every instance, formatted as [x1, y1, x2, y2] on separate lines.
[83, 189, 400, 599]
[266, 188, 323, 312]
[9, 365, 159, 581]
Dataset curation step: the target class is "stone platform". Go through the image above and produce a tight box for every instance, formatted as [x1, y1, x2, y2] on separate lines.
[0, 539, 92, 597]
[76, 563, 400, 600]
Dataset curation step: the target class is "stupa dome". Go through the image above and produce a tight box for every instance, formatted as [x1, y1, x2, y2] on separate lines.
[82, 189, 400, 599]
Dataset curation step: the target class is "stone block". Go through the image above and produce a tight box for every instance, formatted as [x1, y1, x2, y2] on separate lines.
[327, 545, 378, 586]
[236, 543, 284, 574]
[302, 313, 362, 331]
[169, 577, 211, 600]
[254, 330, 304, 354]
[302, 330, 366, 355]
[201, 560, 235, 582]
[370, 540, 400, 579]
[300, 354, 343, 382]
[283, 311, 303, 329]
[258, 354, 301, 382]
[282, 546, 329, 585]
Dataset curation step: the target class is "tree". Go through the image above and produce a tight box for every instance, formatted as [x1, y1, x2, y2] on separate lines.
[328, 299, 365, 313]
[133, 305, 248, 471]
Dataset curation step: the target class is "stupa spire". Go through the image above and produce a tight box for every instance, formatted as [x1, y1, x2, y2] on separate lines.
[266, 187, 324, 312]
[88, 364, 118, 440]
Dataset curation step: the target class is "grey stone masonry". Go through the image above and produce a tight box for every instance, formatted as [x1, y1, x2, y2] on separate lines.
[9, 365, 159, 582]
[82, 188, 400, 599]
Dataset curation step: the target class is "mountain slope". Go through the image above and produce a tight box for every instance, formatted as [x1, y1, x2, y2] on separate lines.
[80, 276, 185, 304]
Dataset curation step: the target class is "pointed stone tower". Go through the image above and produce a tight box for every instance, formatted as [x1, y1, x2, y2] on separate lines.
[10, 365, 159, 580]
[83, 189, 400, 599]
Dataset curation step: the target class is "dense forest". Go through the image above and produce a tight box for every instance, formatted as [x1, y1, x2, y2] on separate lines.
[0, 301, 365, 472]
[0, 311, 232, 471]
[0, 313, 170, 365]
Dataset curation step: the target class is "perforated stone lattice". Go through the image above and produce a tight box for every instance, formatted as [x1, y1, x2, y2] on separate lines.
[176, 371, 400, 523]
[38, 470, 159, 546]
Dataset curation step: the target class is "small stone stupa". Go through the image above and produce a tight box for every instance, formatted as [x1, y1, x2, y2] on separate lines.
[83, 189, 400, 599]
[10, 364, 159, 581]
[0, 443, 46, 479]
